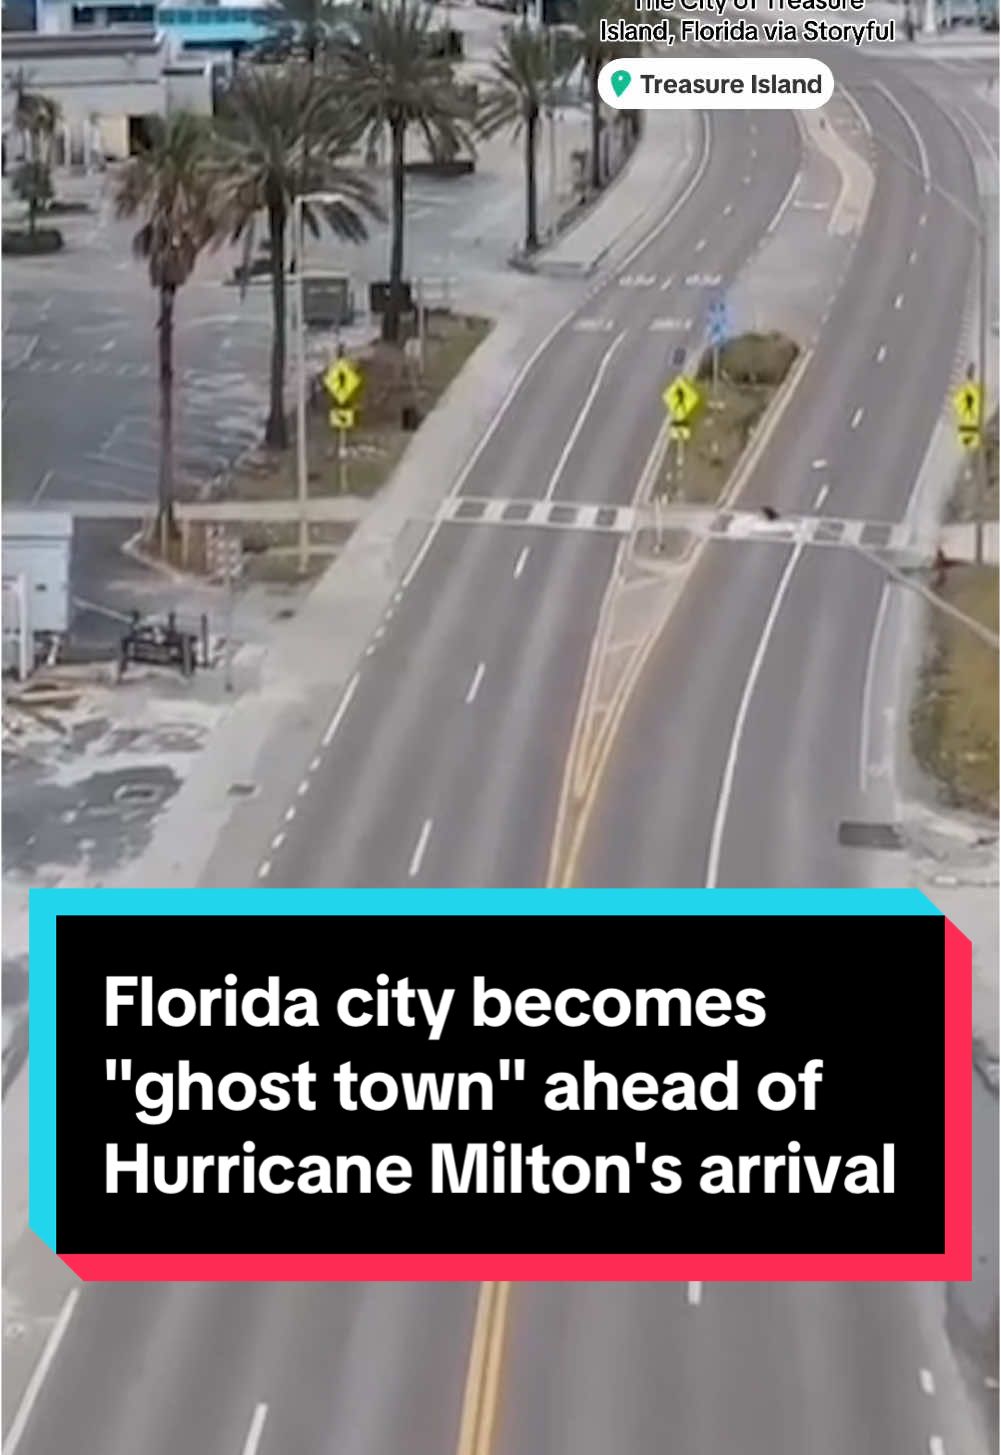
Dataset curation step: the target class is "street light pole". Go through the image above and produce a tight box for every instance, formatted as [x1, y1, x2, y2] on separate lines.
[293, 193, 309, 577]
[868, 127, 991, 562]
[547, 28, 557, 240]
[293, 189, 349, 578]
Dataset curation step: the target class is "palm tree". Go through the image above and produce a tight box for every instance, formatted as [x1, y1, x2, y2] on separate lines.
[210, 64, 378, 448]
[333, 0, 475, 343]
[11, 71, 62, 167]
[478, 23, 569, 253]
[13, 159, 53, 236]
[263, 0, 346, 65]
[114, 113, 217, 542]
[572, 0, 626, 193]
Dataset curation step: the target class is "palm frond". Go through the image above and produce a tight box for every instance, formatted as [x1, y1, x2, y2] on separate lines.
[113, 111, 218, 290]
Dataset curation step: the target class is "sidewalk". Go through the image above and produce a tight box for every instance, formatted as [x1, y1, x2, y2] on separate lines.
[941, 519, 1000, 563]
[527, 109, 698, 276]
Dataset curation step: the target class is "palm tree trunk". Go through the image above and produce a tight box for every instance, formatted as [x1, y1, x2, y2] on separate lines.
[156, 283, 177, 538]
[265, 199, 288, 449]
[525, 109, 539, 252]
[588, 56, 602, 193]
[384, 118, 406, 344]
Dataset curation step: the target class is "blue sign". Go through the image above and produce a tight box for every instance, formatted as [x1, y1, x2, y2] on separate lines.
[708, 295, 730, 346]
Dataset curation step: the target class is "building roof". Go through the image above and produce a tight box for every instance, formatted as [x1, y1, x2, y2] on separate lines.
[3, 26, 165, 54]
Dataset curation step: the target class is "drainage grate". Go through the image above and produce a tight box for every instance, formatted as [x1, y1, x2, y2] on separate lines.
[595, 507, 618, 529]
[228, 781, 258, 798]
[838, 821, 905, 850]
[814, 520, 845, 543]
[710, 514, 733, 534]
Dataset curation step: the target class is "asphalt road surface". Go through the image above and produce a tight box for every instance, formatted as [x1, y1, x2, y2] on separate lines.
[5, 48, 996, 1455]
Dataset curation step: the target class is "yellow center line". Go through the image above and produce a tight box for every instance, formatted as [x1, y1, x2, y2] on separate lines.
[455, 1282, 513, 1455]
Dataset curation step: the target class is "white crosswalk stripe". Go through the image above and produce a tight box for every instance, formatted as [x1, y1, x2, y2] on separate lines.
[642, 504, 917, 553]
[438, 496, 636, 534]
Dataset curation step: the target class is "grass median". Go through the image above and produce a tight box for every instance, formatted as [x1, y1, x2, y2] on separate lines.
[911, 566, 999, 815]
[230, 310, 491, 505]
[656, 332, 799, 506]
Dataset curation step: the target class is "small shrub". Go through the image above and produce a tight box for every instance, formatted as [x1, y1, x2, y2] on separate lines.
[698, 332, 799, 386]
[2, 227, 63, 254]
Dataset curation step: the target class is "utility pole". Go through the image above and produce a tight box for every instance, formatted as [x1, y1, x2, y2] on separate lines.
[293, 193, 309, 578]
[547, 25, 558, 240]
[976, 223, 990, 564]
[293, 189, 349, 577]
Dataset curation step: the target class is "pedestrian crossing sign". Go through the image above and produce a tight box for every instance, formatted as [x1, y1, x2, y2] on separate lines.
[663, 374, 701, 424]
[324, 358, 363, 407]
[952, 380, 981, 431]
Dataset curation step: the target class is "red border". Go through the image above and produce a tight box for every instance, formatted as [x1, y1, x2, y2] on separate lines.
[62, 1249, 970, 1282]
[60, 918, 973, 1284]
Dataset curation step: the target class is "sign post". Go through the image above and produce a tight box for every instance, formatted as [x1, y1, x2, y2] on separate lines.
[662, 373, 701, 490]
[952, 370, 984, 563]
[324, 360, 363, 499]
[707, 295, 730, 400]
[206, 525, 243, 694]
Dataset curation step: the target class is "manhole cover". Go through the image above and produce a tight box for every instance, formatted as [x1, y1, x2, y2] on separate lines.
[838, 821, 905, 850]
[113, 783, 163, 806]
[228, 781, 258, 798]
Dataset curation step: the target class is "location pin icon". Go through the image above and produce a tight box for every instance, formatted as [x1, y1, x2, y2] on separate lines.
[611, 69, 632, 99]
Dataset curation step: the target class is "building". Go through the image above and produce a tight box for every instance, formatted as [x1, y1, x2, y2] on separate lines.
[156, 4, 271, 53]
[24, 0, 273, 49]
[2, 24, 216, 162]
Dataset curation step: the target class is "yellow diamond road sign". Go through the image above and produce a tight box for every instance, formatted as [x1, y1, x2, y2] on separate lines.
[324, 358, 362, 407]
[329, 406, 356, 431]
[663, 374, 701, 424]
[953, 381, 981, 430]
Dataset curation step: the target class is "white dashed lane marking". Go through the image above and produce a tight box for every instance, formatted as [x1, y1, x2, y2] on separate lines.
[322, 672, 360, 746]
[465, 662, 486, 705]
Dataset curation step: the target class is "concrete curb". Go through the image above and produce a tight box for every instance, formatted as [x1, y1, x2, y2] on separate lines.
[813, 90, 875, 237]
[528, 110, 700, 278]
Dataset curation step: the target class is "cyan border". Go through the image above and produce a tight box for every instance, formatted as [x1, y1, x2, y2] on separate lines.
[27, 886, 941, 1253]
[29, 891, 58, 1251]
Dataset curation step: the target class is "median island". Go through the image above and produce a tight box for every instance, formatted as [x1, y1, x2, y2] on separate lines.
[639, 73, 824, 96]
